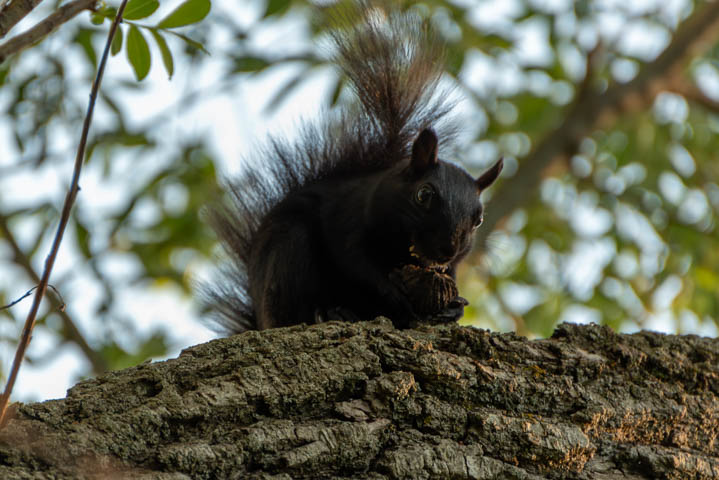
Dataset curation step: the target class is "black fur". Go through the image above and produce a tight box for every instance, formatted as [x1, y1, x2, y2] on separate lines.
[202, 6, 502, 333]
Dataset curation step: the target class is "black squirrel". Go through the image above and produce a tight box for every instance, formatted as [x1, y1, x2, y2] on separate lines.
[202, 6, 502, 333]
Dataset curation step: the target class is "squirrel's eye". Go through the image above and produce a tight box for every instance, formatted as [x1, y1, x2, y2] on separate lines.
[415, 184, 434, 207]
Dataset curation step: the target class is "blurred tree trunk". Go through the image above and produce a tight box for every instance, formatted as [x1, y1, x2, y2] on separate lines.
[1, 320, 717, 479]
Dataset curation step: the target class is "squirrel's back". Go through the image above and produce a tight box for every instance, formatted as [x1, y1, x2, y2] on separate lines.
[202, 5, 495, 334]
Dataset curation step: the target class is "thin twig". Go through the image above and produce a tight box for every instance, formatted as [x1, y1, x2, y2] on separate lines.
[0, 0, 129, 428]
[0, 0, 97, 62]
[0, 215, 108, 374]
[0, 284, 65, 312]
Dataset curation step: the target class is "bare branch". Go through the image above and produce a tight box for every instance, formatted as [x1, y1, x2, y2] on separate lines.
[0, 0, 97, 62]
[0, 0, 128, 428]
[474, 1, 719, 251]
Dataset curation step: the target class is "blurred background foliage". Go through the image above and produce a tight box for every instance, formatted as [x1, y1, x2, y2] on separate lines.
[1, 0, 718, 400]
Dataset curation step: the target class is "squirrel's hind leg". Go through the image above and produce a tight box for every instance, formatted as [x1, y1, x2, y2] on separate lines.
[316, 306, 362, 323]
[249, 221, 322, 330]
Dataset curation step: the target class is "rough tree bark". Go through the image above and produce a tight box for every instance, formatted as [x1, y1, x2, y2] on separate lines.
[0, 319, 717, 479]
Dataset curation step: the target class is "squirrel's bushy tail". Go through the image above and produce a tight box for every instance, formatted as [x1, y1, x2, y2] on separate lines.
[202, 4, 457, 333]
[331, 5, 455, 163]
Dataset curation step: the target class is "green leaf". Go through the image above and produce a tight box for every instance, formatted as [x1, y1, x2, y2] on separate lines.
[111, 26, 123, 56]
[74, 217, 92, 259]
[232, 55, 269, 73]
[328, 77, 344, 107]
[0, 66, 9, 86]
[166, 30, 209, 54]
[91, 13, 105, 25]
[264, 67, 309, 113]
[98, 5, 117, 19]
[127, 25, 151, 81]
[264, 0, 290, 17]
[123, 0, 160, 20]
[150, 30, 174, 78]
[74, 28, 97, 68]
[157, 0, 211, 29]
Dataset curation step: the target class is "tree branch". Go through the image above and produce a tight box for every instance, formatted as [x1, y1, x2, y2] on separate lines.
[0, 0, 44, 39]
[0, 0, 97, 62]
[1, 320, 717, 478]
[667, 78, 719, 113]
[0, 215, 108, 375]
[0, 0, 128, 428]
[474, 0, 719, 251]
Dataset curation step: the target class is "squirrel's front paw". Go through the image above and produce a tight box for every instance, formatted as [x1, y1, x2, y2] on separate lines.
[320, 306, 362, 323]
[428, 296, 468, 324]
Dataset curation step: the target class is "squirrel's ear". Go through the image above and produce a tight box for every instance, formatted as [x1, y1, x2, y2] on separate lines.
[476, 157, 503, 191]
[410, 128, 439, 174]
